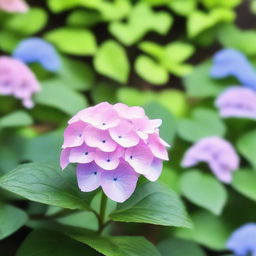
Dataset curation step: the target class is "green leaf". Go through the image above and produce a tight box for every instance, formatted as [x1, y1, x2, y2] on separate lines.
[91, 82, 118, 104]
[110, 182, 192, 228]
[0, 30, 23, 53]
[135, 55, 169, 85]
[180, 170, 227, 215]
[218, 24, 256, 56]
[232, 168, 256, 201]
[36, 79, 88, 115]
[47, 0, 81, 12]
[45, 28, 97, 56]
[157, 238, 206, 256]
[178, 108, 226, 142]
[67, 10, 102, 27]
[109, 2, 172, 46]
[169, 0, 197, 16]
[144, 102, 177, 144]
[201, 0, 242, 9]
[0, 111, 33, 128]
[16, 229, 95, 256]
[94, 40, 129, 83]
[3, 8, 48, 35]
[187, 9, 235, 38]
[236, 129, 256, 169]
[175, 210, 231, 250]
[0, 204, 28, 240]
[0, 163, 94, 210]
[72, 234, 161, 256]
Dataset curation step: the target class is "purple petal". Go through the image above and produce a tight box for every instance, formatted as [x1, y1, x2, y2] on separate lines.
[69, 144, 95, 164]
[113, 103, 145, 119]
[143, 158, 163, 182]
[60, 148, 71, 170]
[147, 134, 169, 160]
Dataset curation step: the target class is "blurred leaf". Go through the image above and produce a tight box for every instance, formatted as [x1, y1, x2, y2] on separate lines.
[0, 30, 22, 53]
[91, 81, 117, 104]
[236, 129, 256, 169]
[94, 40, 129, 83]
[175, 210, 231, 250]
[36, 79, 88, 116]
[3, 8, 48, 35]
[67, 10, 102, 27]
[232, 169, 256, 201]
[180, 170, 227, 215]
[0, 147, 19, 175]
[0, 204, 28, 240]
[178, 108, 226, 142]
[157, 238, 206, 256]
[218, 24, 256, 56]
[0, 111, 33, 128]
[187, 9, 235, 38]
[201, 0, 242, 9]
[110, 182, 192, 228]
[16, 229, 95, 256]
[57, 57, 95, 91]
[0, 163, 94, 210]
[48, 0, 81, 12]
[169, 0, 197, 16]
[144, 102, 177, 144]
[45, 28, 97, 56]
[109, 2, 172, 46]
[135, 55, 169, 85]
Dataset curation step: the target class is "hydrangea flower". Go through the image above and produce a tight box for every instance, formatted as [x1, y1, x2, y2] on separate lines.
[0, 56, 41, 108]
[0, 0, 28, 13]
[227, 223, 256, 256]
[13, 38, 61, 72]
[211, 48, 256, 91]
[60, 102, 170, 203]
[181, 136, 239, 183]
[215, 87, 256, 120]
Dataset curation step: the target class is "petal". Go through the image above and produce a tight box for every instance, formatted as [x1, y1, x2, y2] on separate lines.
[109, 120, 140, 148]
[76, 162, 102, 192]
[101, 161, 139, 203]
[62, 121, 87, 148]
[125, 143, 154, 174]
[147, 134, 169, 160]
[60, 148, 71, 169]
[84, 126, 117, 152]
[113, 103, 145, 119]
[94, 147, 123, 170]
[69, 144, 95, 164]
[143, 158, 163, 182]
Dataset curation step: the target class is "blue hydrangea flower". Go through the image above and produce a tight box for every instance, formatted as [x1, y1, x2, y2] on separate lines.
[227, 223, 256, 256]
[13, 38, 60, 72]
[211, 49, 256, 91]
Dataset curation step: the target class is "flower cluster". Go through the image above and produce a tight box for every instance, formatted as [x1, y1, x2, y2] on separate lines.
[13, 38, 60, 72]
[182, 136, 239, 183]
[227, 223, 256, 256]
[215, 86, 256, 120]
[60, 102, 169, 202]
[0, 56, 41, 108]
[0, 0, 28, 13]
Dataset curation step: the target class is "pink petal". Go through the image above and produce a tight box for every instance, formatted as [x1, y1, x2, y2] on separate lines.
[60, 148, 71, 170]
[147, 134, 169, 160]
[125, 143, 154, 174]
[109, 120, 140, 148]
[132, 118, 156, 139]
[84, 126, 117, 152]
[0, 0, 29, 13]
[62, 121, 87, 148]
[143, 158, 163, 182]
[76, 162, 102, 192]
[94, 147, 123, 170]
[101, 161, 139, 203]
[113, 103, 145, 119]
[69, 144, 95, 164]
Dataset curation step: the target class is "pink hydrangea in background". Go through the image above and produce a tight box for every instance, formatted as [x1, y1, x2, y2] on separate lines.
[60, 102, 170, 203]
[181, 136, 239, 183]
[0, 56, 41, 108]
[0, 0, 29, 13]
[215, 86, 256, 120]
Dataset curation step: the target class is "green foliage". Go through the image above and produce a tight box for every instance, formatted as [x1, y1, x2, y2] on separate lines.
[0, 111, 33, 128]
[180, 170, 227, 215]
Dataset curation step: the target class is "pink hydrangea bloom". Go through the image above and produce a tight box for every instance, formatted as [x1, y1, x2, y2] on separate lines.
[181, 136, 239, 183]
[60, 102, 170, 203]
[0, 56, 41, 108]
[215, 86, 256, 120]
[0, 0, 29, 13]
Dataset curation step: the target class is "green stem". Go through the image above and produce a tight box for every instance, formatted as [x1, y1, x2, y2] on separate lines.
[98, 192, 108, 234]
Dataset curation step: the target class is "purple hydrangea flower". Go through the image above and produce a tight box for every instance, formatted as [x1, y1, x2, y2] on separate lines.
[0, 56, 41, 108]
[60, 102, 170, 203]
[227, 223, 256, 256]
[0, 0, 28, 13]
[181, 136, 239, 183]
[211, 49, 256, 91]
[215, 86, 256, 120]
[13, 38, 60, 72]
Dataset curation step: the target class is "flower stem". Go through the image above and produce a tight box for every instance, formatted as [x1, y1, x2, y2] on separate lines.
[98, 192, 108, 234]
